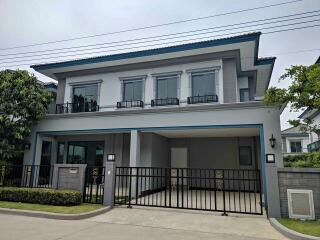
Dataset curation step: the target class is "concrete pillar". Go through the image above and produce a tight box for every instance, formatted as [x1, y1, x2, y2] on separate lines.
[63, 141, 68, 164]
[129, 130, 141, 167]
[51, 138, 57, 165]
[103, 161, 116, 207]
[33, 134, 43, 165]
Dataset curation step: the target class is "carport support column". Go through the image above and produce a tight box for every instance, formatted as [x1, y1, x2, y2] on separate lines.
[130, 130, 141, 167]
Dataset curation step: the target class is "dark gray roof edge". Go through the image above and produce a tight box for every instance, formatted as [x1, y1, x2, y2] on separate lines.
[31, 32, 275, 71]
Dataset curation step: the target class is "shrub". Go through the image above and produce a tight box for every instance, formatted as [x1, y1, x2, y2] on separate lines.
[284, 152, 320, 168]
[0, 187, 82, 206]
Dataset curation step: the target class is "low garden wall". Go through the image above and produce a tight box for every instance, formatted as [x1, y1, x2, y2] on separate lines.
[278, 167, 320, 219]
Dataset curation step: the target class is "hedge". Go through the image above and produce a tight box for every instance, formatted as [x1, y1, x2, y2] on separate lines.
[284, 152, 320, 168]
[0, 187, 82, 206]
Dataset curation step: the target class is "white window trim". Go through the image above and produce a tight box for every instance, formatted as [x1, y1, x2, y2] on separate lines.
[289, 139, 302, 153]
[151, 71, 182, 100]
[119, 75, 147, 102]
[186, 67, 221, 103]
[69, 80, 102, 106]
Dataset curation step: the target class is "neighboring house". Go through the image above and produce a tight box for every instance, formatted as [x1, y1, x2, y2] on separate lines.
[23, 32, 283, 217]
[298, 108, 320, 152]
[281, 126, 310, 156]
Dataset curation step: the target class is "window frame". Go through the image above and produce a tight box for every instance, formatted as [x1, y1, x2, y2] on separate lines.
[119, 75, 146, 102]
[290, 140, 302, 153]
[238, 146, 253, 166]
[69, 80, 102, 106]
[239, 88, 250, 102]
[186, 67, 220, 101]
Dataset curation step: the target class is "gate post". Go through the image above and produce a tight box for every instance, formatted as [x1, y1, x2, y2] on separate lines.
[103, 161, 116, 207]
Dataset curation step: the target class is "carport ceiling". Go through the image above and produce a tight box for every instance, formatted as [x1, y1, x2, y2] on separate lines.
[153, 128, 260, 138]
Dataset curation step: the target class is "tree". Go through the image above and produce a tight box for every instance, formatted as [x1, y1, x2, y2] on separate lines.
[0, 70, 52, 163]
[264, 64, 320, 135]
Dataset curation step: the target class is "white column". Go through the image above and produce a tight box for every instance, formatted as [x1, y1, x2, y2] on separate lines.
[130, 130, 141, 167]
[63, 141, 68, 164]
[33, 134, 43, 165]
[51, 138, 57, 165]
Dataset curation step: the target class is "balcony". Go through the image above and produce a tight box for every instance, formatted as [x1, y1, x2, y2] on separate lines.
[187, 94, 218, 104]
[55, 101, 99, 114]
[307, 140, 320, 152]
[151, 98, 179, 107]
[117, 100, 144, 108]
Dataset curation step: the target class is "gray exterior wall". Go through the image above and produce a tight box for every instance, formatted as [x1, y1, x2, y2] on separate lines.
[278, 168, 320, 219]
[223, 59, 237, 103]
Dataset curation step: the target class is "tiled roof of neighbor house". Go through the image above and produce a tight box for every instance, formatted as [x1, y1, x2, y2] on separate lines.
[31, 32, 275, 71]
[281, 125, 309, 137]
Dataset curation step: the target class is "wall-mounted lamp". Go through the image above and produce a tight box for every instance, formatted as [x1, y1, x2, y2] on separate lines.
[269, 134, 276, 148]
[107, 153, 116, 162]
[22, 140, 31, 150]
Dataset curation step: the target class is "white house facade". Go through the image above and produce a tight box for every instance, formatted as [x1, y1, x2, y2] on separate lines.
[24, 32, 283, 217]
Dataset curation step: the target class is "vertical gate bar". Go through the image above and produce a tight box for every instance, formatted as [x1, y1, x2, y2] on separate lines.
[190, 168, 193, 209]
[144, 168, 147, 206]
[258, 170, 263, 214]
[114, 168, 117, 204]
[127, 167, 132, 208]
[186, 169, 189, 209]
[200, 169, 202, 209]
[209, 169, 212, 210]
[249, 170, 252, 213]
[222, 170, 227, 216]
[164, 168, 167, 207]
[152, 168, 154, 206]
[160, 168, 163, 206]
[228, 170, 231, 212]
[243, 170, 247, 213]
[238, 169, 241, 212]
[169, 168, 172, 207]
[214, 169, 217, 210]
[83, 168, 87, 202]
[233, 170, 236, 212]
[254, 170, 257, 213]
[204, 169, 207, 209]
[121, 168, 124, 203]
[181, 168, 184, 208]
[176, 168, 179, 208]
[195, 169, 198, 209]
[136, 168, 139, 205]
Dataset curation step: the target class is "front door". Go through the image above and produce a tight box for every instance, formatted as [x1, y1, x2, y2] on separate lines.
[171, 148, 188, 186]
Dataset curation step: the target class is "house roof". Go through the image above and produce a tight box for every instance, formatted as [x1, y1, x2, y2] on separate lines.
[281, 125, 309, 137]
[31, 32, 275, 71]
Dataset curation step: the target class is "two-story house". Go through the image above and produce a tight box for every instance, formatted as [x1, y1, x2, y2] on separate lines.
[23, 32, 283, 217]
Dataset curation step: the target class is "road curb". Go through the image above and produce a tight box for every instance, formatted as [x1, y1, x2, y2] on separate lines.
[269, 218, 320, 240]
[0, 206, 111, 220]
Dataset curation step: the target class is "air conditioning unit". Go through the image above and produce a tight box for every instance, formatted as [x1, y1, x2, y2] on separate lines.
[287, 189, 315, 220]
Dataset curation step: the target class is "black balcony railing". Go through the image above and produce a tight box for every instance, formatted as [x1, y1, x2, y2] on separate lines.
[151, 98, 179, 107]
[55, 101, 99, 114]
[187, 94, 218, 104]
[117, 100, 144, 108]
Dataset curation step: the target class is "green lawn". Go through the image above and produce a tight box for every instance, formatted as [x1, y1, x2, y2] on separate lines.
[277, 218, 320, 237]
[0, 201, 103, 214]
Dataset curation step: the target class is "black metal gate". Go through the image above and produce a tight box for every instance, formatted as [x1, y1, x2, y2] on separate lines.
[114, 167, 263, 215]
[83, 166, 105, 204]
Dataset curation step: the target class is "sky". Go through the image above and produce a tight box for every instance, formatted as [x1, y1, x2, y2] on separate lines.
[1, 0, 319, 130]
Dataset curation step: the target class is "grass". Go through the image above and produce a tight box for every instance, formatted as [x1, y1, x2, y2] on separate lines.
[277, 218, 320, 237]
[0, 201, 103, 214]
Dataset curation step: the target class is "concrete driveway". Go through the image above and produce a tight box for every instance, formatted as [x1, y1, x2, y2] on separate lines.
[0, 206, 287, 240]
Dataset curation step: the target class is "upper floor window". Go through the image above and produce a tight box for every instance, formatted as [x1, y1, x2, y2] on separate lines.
[191, 71, 216, 97]
[290, 140, 302, 153]
[73, 84, 98, 103]
[156, 75, 178, 99]
[122, 79, 143, 101]
[240, 88, 250, 102]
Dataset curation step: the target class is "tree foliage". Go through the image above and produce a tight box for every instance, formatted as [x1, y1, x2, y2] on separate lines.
[264, 64, 320, 134]
[0, 70, 52, 162]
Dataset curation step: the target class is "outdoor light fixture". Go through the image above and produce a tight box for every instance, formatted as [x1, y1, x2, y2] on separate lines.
[269, 134, 276, 148]
[22, 140, 31, 150]
[107, 153, 116, 162]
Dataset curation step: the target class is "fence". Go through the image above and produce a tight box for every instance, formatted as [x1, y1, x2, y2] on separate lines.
[114, 167, 263, 215]
[0, 165, 53, 188]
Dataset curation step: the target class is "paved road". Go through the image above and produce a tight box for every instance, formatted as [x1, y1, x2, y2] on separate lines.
[0, 207, 288, 240]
